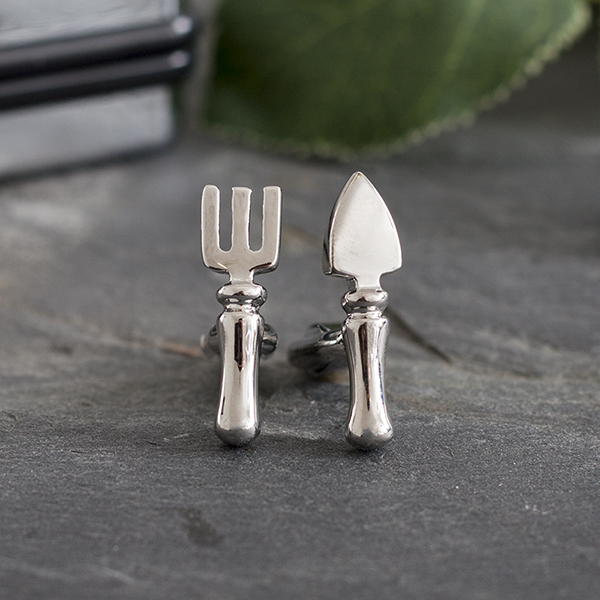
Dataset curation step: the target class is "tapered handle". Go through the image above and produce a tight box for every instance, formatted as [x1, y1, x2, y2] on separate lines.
[215, 309, 263, 446]
[342, 313, 393, 449]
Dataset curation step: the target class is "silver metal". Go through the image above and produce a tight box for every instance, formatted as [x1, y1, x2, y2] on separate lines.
[290, 172, 402, 450]
[202, 322, 278, 358]
[201, 184, 281, 446]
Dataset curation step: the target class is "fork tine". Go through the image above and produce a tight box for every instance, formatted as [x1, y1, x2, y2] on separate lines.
[254, 186, 281, 270]
[231, 187, 251, 251]
[202, 184, 281, 280]
[201, 184, 227, 271]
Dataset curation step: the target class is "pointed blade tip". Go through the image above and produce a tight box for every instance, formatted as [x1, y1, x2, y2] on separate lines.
[326, 172, 402, 284]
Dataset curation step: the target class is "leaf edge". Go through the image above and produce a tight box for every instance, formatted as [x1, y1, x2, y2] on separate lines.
[202, 1, 592, 160]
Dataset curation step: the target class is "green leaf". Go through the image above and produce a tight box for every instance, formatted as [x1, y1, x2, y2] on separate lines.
[204, 0, 590, 157]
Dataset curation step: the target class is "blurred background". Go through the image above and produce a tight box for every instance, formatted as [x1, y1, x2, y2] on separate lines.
[0, 0, 198, 177]
[0, 2, 599, 599]
[0, 0, 594, 176]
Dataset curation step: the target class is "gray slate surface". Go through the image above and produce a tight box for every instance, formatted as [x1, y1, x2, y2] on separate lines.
[0, 23, 600, 600]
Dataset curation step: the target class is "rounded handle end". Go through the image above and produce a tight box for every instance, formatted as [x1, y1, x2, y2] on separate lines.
[346, 422, 393, 450]
[215, 423, 260, 447]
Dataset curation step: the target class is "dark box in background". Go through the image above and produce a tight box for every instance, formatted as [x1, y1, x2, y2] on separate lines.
[0, 0, 193, 177]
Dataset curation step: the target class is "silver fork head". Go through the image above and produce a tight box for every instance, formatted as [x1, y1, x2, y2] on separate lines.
[201, 185, 281, 283]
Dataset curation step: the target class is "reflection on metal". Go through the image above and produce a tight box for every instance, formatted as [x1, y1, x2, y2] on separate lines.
[290, 172, 402, 450]
[201, 184, 281, 446]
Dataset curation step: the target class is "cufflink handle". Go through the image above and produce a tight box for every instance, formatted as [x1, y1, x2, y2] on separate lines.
[289, 298, 394, 449]
[342, 290, 393, 449]
[213, 284, 265, 446]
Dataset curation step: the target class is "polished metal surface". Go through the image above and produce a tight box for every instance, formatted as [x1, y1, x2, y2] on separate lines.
[291, 172, 401, 449]
[202, 322, 278, 358]
[324, 172, 401, 289]
[201, 184, 281, 446]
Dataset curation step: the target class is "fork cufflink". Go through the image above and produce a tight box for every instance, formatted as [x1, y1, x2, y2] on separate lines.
[201, 184, 281, 446]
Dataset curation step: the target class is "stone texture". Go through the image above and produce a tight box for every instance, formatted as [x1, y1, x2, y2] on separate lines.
[0, 20, 599, 600]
